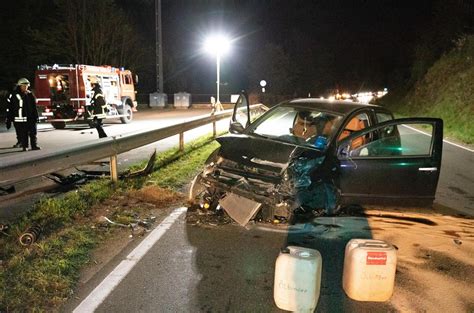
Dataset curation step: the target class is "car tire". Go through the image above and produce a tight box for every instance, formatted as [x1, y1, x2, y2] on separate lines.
[188, 171, 223, 211]
[324, 184, 342, 216]
[119, 104, 133, 124]
[188, 172, 207, 205]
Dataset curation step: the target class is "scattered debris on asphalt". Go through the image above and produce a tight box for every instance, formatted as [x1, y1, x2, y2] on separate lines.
[186, 206, 233, 227]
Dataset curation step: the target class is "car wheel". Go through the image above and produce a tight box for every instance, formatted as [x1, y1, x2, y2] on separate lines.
[188, 172, 222, 211]
[323, 184, 342, 216]
[51, 122, 66, 129]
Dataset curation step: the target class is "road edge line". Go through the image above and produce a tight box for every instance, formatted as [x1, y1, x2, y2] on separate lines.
[404, 125, 474, 153]
[73, 206, 187, 313]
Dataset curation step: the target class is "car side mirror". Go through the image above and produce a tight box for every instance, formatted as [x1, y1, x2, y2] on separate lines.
[338, 144, 350, 159]
[229, 121, 245, 134]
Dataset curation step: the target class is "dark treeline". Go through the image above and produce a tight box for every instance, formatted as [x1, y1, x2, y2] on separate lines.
[0, 0, 473, 96]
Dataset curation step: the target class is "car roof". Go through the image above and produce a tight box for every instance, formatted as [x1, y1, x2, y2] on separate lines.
[279, 98, 385, 116]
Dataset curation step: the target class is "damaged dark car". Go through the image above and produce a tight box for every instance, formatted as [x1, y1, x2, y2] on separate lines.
[189, 93, 443, 225]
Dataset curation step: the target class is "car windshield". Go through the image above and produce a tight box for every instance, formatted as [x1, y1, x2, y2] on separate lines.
[249, 106, 342, 150]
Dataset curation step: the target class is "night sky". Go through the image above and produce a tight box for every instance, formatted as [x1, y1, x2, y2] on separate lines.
[1, 0, 472, 97]
[134, 0, 434, 95]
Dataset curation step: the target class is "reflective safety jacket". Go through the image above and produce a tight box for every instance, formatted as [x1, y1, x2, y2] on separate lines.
[90, 90, 107, 119]
[6, 87, 38, 123]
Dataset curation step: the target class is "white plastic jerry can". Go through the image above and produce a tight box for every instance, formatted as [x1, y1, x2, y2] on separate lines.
[274, 246, 322, 312]
[342, 239, 397, 302]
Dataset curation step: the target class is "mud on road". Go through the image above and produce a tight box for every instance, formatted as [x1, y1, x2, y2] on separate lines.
[186, 206, 474, 312]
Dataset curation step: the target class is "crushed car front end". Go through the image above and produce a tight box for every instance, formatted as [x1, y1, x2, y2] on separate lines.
[192, 133, 339, 224]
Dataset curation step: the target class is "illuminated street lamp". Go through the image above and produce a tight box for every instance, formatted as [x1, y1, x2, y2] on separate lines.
[260, 79, 267, 104]
[204, 35, 231, 112]
[260, 80, 267, 93]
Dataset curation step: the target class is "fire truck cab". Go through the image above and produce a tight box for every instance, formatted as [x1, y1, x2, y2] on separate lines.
[35, 64, 137, 129]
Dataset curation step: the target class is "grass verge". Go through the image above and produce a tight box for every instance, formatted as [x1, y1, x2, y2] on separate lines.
[0, 133, 222, 312]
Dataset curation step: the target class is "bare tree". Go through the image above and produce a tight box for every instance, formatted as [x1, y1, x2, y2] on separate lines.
[29, 0, 143, 68]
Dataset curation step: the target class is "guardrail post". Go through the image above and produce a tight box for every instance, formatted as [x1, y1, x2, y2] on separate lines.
[213, 121, 217, 138]
[110, 155, 118, 182]
[179, 132, 184, 152]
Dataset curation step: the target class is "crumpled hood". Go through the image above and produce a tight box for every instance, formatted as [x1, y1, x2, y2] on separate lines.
[215, 134, 324, 176]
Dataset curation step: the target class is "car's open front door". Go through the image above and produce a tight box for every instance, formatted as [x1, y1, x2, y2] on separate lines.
[229, 92, 250, 133]
[337, 118, 443, 207]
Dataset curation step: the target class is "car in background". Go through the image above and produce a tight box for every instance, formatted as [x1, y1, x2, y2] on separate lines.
[189, 93, 443, 225]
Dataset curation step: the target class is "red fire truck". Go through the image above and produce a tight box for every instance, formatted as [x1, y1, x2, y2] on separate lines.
[35, 64, 138, 129]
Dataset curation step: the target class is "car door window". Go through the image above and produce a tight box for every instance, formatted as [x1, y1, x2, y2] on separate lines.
[348, 123, 434, 158]
[338, 113, 370, 149]
[376, 112, 393, 123]
[233, 94, 250, 128]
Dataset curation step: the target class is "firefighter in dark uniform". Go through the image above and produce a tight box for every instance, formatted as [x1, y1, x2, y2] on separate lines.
[6, 78, 40, 151]
[89, 78, 108, 138]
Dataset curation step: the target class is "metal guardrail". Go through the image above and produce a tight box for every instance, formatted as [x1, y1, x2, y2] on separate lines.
[0, 104, 265, 185]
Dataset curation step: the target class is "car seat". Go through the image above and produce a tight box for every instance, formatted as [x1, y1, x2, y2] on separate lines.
[338, 117, 367, 149]
[292, 113, 317, 139]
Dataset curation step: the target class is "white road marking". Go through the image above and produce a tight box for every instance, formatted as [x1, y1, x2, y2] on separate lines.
[403, 125, 474, 153]
[73, 207, 187, 313]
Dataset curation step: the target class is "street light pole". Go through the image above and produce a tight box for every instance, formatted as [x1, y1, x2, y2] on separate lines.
[216, 55, 220, 105]
[204, 34, 230, 112]
[155, 0, 163, 93]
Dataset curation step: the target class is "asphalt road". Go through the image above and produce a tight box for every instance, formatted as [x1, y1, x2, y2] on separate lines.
[71, 212, 398, 313]
[435, 138, 474, 215]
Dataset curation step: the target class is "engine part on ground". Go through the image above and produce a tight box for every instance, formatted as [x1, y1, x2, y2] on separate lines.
[219, 192, 262, 226]
[0, 185, 16, 195]
[46, 172, 88, 185]
[19, 225, 42, 246]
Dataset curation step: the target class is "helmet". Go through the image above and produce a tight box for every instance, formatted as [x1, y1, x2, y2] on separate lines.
[89, 76, 99, 85]
[17, 78, 30, 85]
